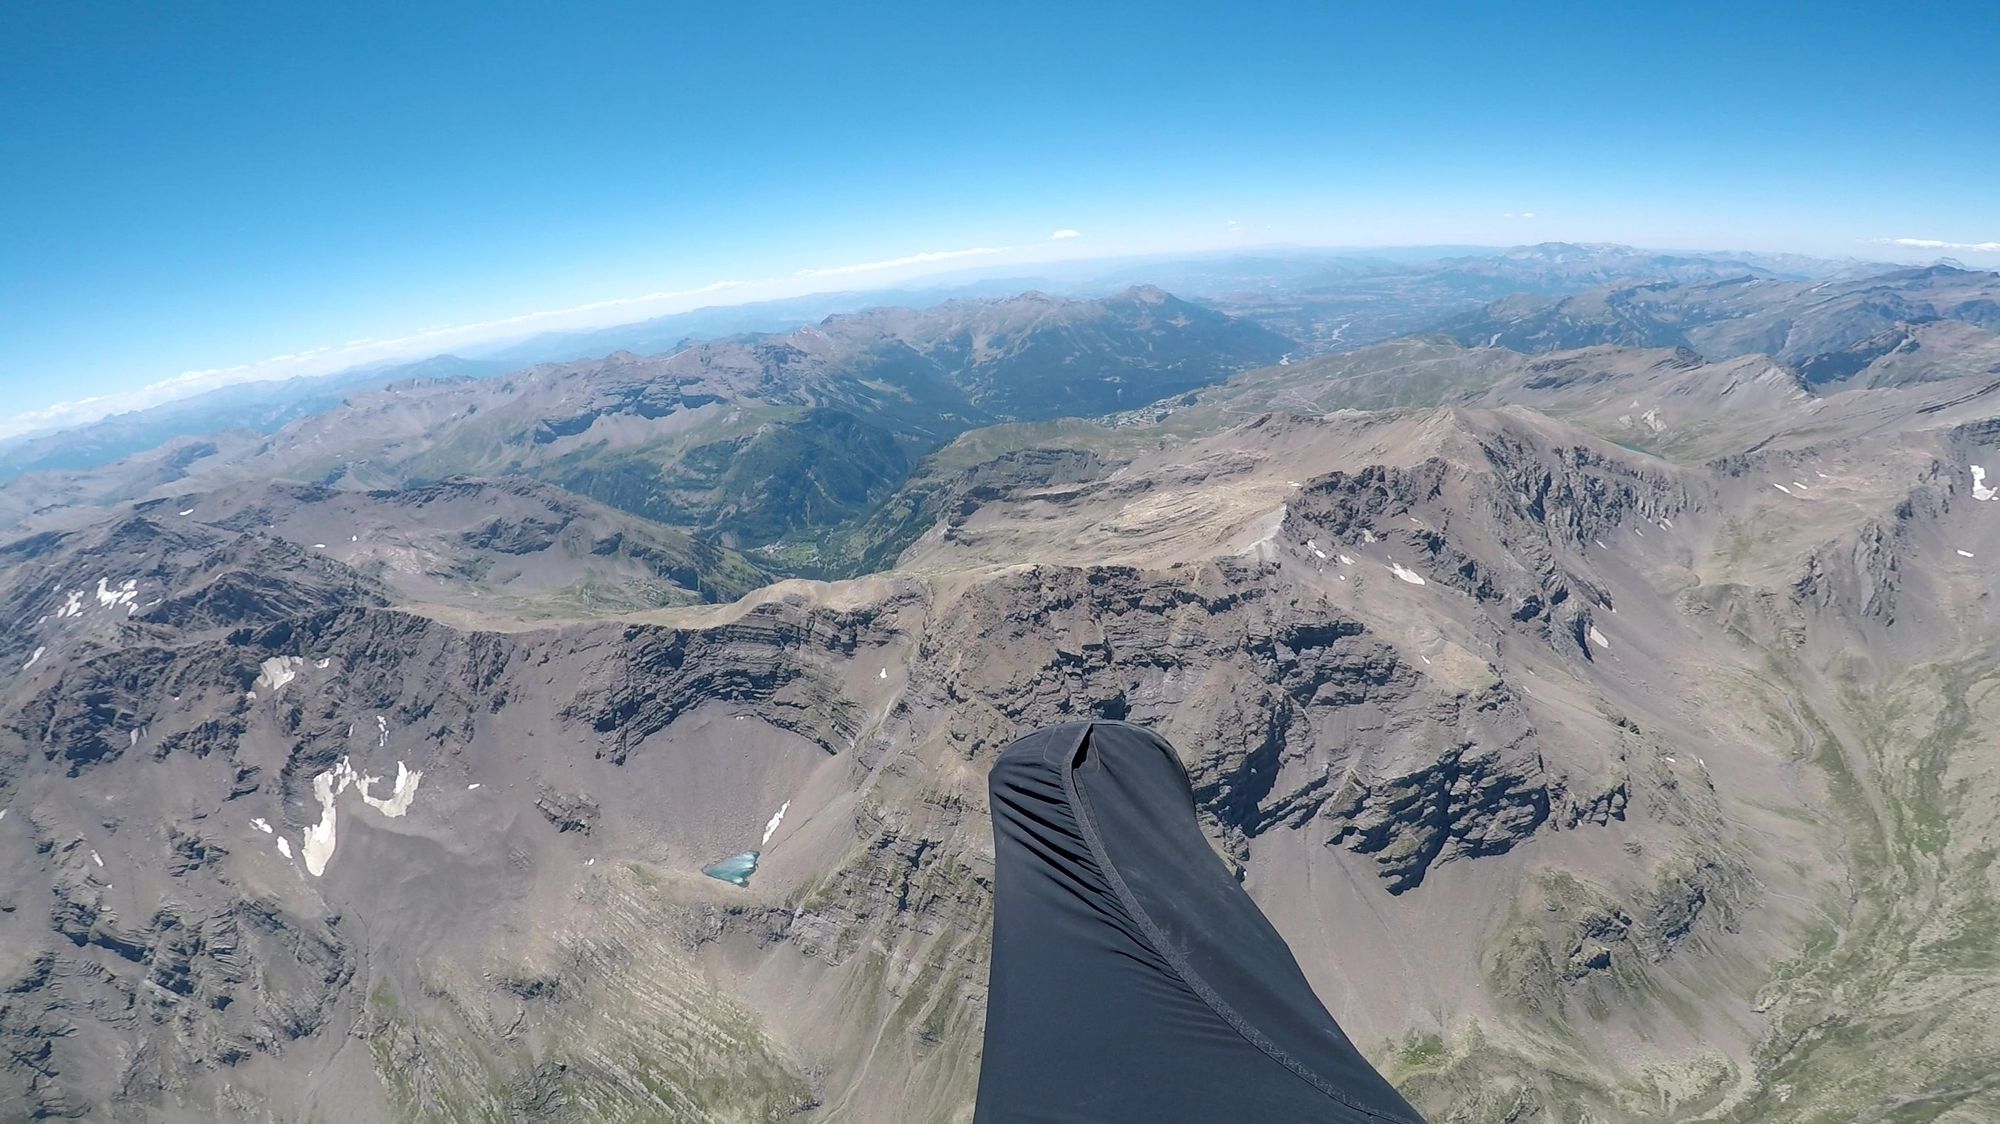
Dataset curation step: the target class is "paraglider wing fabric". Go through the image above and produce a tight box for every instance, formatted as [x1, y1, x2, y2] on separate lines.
[977, 721, 1425, 1124]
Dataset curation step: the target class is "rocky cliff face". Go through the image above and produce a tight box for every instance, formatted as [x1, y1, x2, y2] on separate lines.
[6, 349, 2000, 1123]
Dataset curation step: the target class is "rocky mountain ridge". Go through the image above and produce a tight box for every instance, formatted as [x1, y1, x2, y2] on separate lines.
[6, 274, 2000, 1121]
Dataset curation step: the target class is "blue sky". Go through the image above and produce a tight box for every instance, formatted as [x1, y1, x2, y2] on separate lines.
[3, 0, 1997, 435]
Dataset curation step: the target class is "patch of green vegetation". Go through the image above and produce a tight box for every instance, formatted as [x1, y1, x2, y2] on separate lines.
[1484, 918, 1560, 1018]
[754, 539, 822, 568]
[1687, 656, 2000, 1123]
[1393, 1032, 1449, 1076]
[1393, 1021, 1626, 1124]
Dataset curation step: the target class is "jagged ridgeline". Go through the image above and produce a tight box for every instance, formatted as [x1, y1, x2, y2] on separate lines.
[5, 267, 2000, 1121]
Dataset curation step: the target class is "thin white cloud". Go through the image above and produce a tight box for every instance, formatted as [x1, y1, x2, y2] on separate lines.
[1875, 237, 2000, 252]
[1050, 229, 1081, 240]
[793, 246, 1008, 278]
[1503, 211, 1537, 219]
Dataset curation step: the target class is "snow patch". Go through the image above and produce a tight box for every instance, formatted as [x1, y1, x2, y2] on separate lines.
[56, 590, 84, 618]
[1588, 626, 1611, 649]
[255, 656, 301, 694]
[95, 578, 138, 611]
[376, 715, 388, 747]
[302, 759, 359, 876]
[1772, 483, 1793, 495]
[1957, 549, 1976, 558]
[23, 646, 44, 670]
[1792, 481, 1809, 491]
[1336, 554, 1354, 566]
[1360, 529, 1377, 543]
[1389, 563, 1427, 586]
[276, 837, 292, 859]
[467, 783, 480, 790]
[358, 761, 424, 818]
[761, 800, 792, 846]
[91, 850, 103, 867]
[1973, 465, 1997, 502]
[878, 667, 887, 680]
[300, 756, 428, 876]
[178, 509, 195, 516]
[251, 818, 272, 834]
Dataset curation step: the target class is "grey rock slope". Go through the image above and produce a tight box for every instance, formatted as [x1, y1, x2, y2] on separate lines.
[6, 278, 2000, 1122]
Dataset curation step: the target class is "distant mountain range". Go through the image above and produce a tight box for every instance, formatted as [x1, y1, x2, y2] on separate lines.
[1442, 262, 2000, 371]
[4, 243, 1905, 483]
[0, 355, 513, 483]
[0, 287, 1290, 563]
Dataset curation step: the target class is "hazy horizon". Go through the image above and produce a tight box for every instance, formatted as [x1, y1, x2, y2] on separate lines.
[2, 236, 1993, 441]
[2, 236, 1986, 442]
[5, 1, 1996, 437]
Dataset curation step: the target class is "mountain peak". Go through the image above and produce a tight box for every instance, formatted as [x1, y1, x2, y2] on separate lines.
[1116, 283, 1173, 304]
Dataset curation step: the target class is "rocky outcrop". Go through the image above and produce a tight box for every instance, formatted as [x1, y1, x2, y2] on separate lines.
[558, 597, 899, 760]
[1325, 724, 1626, 895]
[1, 817, 353, 1120]
[534, 786, 599, 834]
[1287, 431, 1691, 658]
[1792, 517, 1904, 624]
